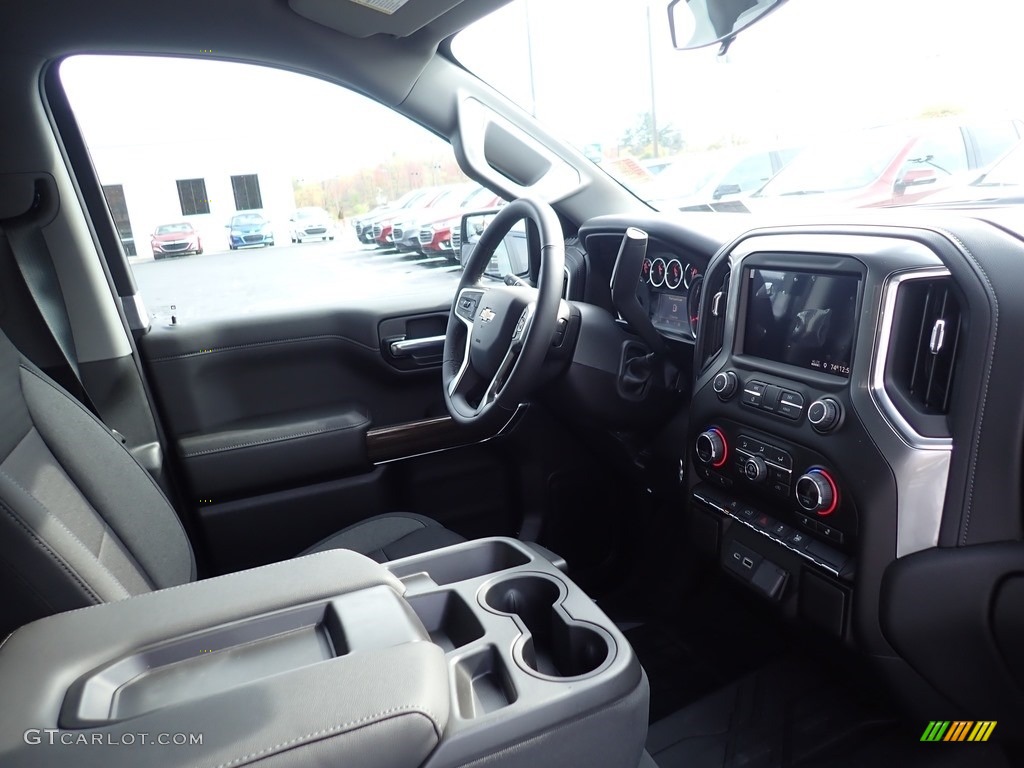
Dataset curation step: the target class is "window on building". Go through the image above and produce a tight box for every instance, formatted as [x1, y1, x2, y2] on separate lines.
[231, 174, 263, 210]
[176, 178, 210, 216]
[101, 183, 136, 256]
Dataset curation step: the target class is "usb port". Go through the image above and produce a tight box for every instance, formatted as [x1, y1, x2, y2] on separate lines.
[742, 557, 754, 570]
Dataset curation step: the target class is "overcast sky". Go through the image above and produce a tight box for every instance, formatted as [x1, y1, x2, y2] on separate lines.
[62, 0, 1024, 177]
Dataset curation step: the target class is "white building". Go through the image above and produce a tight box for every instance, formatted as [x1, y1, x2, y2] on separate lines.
[90, 135, 296, 258]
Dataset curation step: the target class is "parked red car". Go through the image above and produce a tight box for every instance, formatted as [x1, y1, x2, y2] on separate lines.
[150, 222, 202, 259]
[746, 118, 1022, 212]
[417, 189, 505, 259]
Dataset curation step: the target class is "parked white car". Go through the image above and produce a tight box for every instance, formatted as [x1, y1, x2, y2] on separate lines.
[288, 207, 336, 243]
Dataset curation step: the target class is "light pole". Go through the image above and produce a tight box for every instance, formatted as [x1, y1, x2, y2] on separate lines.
[524, 0, 538, 117]
[647, 1, 659, 158]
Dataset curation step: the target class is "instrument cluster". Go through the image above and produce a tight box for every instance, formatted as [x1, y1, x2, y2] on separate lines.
[638, 251, 703, 338]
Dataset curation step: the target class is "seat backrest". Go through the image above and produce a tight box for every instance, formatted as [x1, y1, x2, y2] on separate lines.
[0, 330, 194, 638]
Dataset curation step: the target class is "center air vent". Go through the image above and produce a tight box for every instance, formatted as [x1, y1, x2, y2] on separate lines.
[700, 269, 730, 370]
[882, 274, 962, 438]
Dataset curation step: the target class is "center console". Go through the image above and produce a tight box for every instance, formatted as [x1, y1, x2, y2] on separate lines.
[0, 542, 647, 768]
[686, 233, 955, 647]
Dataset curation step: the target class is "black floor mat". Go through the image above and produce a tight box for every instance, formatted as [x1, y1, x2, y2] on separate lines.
[612, 577, 792, 722]
[645, 656, 1016, 768]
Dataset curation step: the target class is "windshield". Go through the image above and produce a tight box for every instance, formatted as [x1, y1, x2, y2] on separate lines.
[977, 142, 1024, 187]
[155, 223, 192, 234]
[453, 0, 1024, 213]
[754, 131, 904, 197]
[231, 213, 265, 226]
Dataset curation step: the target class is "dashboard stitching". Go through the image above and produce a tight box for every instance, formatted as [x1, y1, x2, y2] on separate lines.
[932, 228, 998, 546]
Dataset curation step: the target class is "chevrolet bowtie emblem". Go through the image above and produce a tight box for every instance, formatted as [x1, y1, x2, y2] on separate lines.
[479, 308, 496, 323]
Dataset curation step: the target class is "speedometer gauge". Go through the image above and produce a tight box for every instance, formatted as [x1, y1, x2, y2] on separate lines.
[665, 259, 683, 290]
[687, 275, 704, 337]
[650, 257, 667, 287]
[683, 264, 701, 290]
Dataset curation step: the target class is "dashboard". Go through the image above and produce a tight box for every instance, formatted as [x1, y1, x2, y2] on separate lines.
[573, 208, 1024, 731]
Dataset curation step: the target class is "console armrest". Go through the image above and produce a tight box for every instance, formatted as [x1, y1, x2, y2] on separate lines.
[0, 550, 449, 768]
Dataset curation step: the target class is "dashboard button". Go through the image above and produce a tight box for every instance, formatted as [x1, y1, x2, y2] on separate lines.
[741, 380, 767, 407]
[777, 402, 803, 420]
[769, 521, 792, 539]
[785, 529, 812, 549]
[764, 446, 792, 468]
[738, 506, 758, 520]
[819, 524, 845, 545]
[770, 480, 790, 496]
[738, 435, 765, 453]
[797, 515, 820, 534]
[752, 512, 774, 531]
[761, 385, 782, 411]
[767, 466, 791, 485]
[779, 390, 805, 407]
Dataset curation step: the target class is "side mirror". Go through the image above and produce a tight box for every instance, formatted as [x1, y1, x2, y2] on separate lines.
[712, 183, 742, 200]
[895, 167, 938, 194]
[459, 209, 528, 278]
[668, 0, 786, 51]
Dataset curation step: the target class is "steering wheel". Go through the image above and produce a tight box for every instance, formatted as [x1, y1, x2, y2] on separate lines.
[442, 197, 565, 429]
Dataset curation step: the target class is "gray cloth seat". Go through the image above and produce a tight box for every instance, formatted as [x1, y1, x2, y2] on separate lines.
[0, 329, 464, 638]
[303, 511, 465, 562]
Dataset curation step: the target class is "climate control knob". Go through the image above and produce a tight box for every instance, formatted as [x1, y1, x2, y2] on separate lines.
[743, 455, 768, 483]
[808, 397, 842, 433]
[712, 370, 739, 401]
[695, 428, 728, 468]
[795, 469, 838, 516]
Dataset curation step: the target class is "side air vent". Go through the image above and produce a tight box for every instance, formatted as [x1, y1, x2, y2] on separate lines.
[883, 274, 961, 438]
[700, 269, 730, 370]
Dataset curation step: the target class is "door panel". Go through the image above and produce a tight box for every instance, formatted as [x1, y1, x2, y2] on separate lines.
[137, 306, 521, 570]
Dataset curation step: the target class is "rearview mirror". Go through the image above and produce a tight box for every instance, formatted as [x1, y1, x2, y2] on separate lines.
[668, 0, 786, 51]
[460, 210, 530, 279]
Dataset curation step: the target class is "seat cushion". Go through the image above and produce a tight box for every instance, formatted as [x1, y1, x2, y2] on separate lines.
[302, 512, 465, 563]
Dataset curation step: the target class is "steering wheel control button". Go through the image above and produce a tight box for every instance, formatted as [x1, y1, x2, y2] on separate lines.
[712, 370, 739, 400]
[795, 469, 839, 516]
[740, 379, 767, 408]
[695, 428, 728, 468]
[743, 455, 768, 483]
[808, 397, 842, 433]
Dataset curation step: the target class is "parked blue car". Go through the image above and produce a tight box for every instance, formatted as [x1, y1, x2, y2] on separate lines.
[227, 211, 275, 250]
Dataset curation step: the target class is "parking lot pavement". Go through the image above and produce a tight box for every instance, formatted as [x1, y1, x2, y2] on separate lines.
[132, 240, 462, 324]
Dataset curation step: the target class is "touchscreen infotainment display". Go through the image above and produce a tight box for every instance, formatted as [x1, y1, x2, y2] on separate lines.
[742, 268, 860, 378]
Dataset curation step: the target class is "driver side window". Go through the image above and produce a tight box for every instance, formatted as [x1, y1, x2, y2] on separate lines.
[60, 55, 483, 325]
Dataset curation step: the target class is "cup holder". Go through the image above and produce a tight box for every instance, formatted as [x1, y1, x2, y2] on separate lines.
[482, 574, 613, 680]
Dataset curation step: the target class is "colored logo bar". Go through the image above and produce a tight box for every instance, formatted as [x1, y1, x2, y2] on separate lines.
[920, 721, 997, 742]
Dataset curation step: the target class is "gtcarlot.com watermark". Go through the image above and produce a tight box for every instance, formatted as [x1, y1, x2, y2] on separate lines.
[24, 729, 203, 747]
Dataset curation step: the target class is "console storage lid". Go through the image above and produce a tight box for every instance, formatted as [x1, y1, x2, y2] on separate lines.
[0, 549, 449, 768]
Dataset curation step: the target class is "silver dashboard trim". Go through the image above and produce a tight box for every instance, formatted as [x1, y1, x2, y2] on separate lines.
[870, 266, 953, 557]
[870, 267, 954, 451]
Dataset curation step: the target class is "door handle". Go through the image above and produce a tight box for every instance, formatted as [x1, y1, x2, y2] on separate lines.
[389, 334, 446, 358]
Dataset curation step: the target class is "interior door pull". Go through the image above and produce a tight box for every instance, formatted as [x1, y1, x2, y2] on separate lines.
[389, 335, 446, 357]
